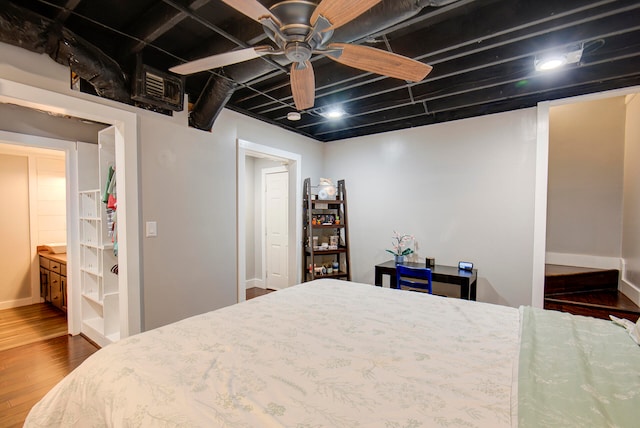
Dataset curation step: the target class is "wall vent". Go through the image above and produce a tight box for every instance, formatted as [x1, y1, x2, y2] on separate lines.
[132, 64, 184, 111]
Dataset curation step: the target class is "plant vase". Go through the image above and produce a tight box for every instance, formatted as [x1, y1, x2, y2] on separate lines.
[394, 255, 405, 264]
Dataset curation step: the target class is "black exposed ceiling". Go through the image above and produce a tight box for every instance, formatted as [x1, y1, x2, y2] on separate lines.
[2, 0, 639, 142]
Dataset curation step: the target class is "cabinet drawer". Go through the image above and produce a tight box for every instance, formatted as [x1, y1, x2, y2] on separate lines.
[39, 256, 50, 270]
[60, 263, 67, 276]
[49, 261, 61, 273]
[50, 273, 62, 309]
[40, 267, 49, 300]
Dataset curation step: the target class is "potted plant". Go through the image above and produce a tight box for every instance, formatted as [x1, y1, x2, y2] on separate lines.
[386, 231, 414, 264]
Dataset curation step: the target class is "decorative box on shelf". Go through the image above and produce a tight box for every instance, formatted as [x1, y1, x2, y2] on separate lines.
[314, 245, 339, 251]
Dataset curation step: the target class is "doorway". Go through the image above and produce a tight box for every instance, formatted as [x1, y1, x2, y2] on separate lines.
[237, 139, 302, 302]
[532, 85, 640, 308]
[0, 78, 141, 339]
[0, 138, 69, 310]
[264, 166, 289, 290]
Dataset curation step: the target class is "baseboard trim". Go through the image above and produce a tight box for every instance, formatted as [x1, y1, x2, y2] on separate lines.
[0, 297, 35, 310]
[545, 252, 621, 270]
[620, 279, 640, 307]
[246, 278, 265, 289]
[80, 332, 102, 349]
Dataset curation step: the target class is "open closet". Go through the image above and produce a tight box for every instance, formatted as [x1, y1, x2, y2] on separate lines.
[77, 127, 121, 346]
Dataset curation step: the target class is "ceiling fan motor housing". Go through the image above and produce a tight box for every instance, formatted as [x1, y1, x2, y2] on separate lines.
[263, 0, 334, 57]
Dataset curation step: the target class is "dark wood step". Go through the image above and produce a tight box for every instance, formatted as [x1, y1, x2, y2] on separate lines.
[544, 264, 619, 295]
[543, 264, 639, 322]
[544, 289, 640, 322]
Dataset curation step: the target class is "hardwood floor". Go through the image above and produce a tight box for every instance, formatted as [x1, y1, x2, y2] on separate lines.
[0, 304, 67, 352]
[0, 335, 99, 427]
[0, 303, 99, 428]
[246, 287, 276, 299]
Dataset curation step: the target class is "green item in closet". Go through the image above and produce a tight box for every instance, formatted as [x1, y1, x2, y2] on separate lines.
[102, 166, 115, 203]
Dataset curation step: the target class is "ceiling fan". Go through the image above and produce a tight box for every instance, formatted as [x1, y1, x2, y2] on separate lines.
[169, 0, 433, 111]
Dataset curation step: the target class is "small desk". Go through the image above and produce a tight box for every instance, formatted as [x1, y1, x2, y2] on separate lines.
[374, 261, 478, 300]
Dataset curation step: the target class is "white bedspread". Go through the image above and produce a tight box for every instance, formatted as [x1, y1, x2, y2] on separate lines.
[25, 279, 520, 427]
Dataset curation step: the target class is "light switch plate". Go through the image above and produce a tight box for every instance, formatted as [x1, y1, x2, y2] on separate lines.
[146, 221, 157, 237]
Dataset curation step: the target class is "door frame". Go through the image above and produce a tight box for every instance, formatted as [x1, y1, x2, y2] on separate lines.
[237, 139, 301, 302]
[0, 78, 141, 338]
[532, 84, 640, 308]
[262, 166, 289, 290]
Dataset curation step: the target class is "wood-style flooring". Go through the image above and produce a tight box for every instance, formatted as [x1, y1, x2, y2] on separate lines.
[0, 303, 99, 428]
[1, 289, 274, 427]
[246, 286, 276, 299]
[0, 304, 68, 352]
[0, 335, 99, 427]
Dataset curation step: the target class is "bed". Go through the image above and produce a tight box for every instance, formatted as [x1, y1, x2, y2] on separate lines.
[25, 279, 639, 427]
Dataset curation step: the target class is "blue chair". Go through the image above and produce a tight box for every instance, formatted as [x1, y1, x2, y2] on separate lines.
[395, 265, 433, 294]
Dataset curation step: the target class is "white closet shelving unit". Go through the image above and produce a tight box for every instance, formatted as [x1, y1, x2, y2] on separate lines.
[78, 126, 119, 347]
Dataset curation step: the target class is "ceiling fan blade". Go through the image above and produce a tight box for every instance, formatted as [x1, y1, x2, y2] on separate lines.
[311, 0, 382, 30]
[220, 0, 279, 25]
[170, 47, 271, 75]
[326, 43, 433, 82]
[290, 61, 315, 111]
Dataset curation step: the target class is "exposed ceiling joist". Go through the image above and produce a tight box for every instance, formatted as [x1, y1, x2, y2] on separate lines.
[1, 0, 637, 141]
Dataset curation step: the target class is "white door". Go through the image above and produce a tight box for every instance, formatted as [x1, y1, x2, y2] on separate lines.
[265, 169, 289, 290]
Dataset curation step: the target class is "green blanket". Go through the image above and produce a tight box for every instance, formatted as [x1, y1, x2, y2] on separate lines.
[518, 307, 640, 427]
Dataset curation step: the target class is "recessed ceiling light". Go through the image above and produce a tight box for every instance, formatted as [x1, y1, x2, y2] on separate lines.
[320, 108, 345, 119]
[535, 56, 567, 71]
[287, 112, 301, 121]
[535, 44, 583, 71]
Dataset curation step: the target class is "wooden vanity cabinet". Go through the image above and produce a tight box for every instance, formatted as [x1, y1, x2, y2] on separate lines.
[39, 253, 67, 312]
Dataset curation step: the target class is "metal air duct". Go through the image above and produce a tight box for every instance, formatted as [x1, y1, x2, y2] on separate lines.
[0, 2, 130, 104]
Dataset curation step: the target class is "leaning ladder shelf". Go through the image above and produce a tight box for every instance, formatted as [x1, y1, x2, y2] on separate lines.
[302, 178, 351, 282]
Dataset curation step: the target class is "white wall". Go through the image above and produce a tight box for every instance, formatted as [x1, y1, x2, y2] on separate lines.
[0, 152, 30, 305]
[547, 98, 626, 259]
[35, 156, 67, 245]
[323, 108, 538, 307]
[137, 107, 322, 330]
[622, 94, 640, 298]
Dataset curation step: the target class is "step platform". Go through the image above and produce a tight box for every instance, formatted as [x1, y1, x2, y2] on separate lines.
[544, 264, 640, 322]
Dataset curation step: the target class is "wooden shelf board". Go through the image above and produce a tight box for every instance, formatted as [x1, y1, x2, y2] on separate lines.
[310, 199, 344, 205]
[305, 247, 347, 255]
[307, 271, 348, 280]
